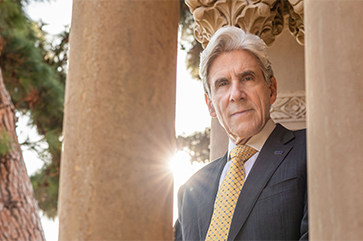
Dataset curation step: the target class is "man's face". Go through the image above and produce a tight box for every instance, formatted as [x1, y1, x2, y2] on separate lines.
[205, 49, 277, 144]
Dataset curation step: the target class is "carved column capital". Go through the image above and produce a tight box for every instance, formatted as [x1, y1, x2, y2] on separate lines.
[185, 0, 304, 47]
[287, 0, 304, 45]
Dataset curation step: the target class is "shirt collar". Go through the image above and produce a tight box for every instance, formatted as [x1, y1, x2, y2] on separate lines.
[228, 118, 276, 159]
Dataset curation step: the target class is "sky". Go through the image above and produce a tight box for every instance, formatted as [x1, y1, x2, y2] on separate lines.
[21, 0, 210, 240]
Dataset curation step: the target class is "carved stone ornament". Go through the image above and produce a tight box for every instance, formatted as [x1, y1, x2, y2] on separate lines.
[270, 90, 306, 123]
[287, 0, 304, 45]
[185, 0, 304, 48]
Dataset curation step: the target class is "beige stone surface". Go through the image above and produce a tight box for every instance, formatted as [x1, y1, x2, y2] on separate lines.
[271, 90, 306, 130]
[58, 0, 179, 240]
[186, 0, 285, 48]
[269, 29, 306, 129]
[268, 29, 305, 93]
[305, 0, 363, 239]
[186, 0, 304, 48]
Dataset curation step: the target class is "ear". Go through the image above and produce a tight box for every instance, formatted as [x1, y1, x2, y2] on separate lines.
[204, 93, 217, 118]
[269, 76, 277, 105]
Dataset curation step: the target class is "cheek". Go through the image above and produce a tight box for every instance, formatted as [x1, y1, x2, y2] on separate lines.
[214, 96, 228, 112]
[255, 92, 271, 117]
[263, 97, 272, 117]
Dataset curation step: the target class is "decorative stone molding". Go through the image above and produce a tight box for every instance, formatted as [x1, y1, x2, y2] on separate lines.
[185, 0, 305, 48]
[271, 90, 306, 123]
[287, 0, 304, 45]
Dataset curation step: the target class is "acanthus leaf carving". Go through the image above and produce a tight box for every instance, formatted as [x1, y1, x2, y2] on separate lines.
[215, 0, 247, 26]
[185, 0, 305, 48]
[193, 6, 228, 47]
[236, 0, 284, 46]
[287, 0, 304, 45]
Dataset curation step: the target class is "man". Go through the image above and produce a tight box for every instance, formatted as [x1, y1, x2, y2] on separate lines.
[175, 26, 308, 240]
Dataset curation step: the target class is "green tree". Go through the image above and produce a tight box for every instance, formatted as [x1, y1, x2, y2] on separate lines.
[179, 0, 204, 80]
[177, 1, 210, 163]
[0, 67, 45, 240]
[176, 127, 211, 164]
[0, 0, 67, 219]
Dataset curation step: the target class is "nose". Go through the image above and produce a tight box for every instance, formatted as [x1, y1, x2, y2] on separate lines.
[229, 81, 246, 102]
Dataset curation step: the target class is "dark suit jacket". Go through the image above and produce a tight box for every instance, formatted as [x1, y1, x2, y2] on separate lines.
[175, 124, 308, 240]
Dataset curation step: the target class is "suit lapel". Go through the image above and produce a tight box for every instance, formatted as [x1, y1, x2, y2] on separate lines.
[227, 124, 294, 241]
[198, 152, 228, 240]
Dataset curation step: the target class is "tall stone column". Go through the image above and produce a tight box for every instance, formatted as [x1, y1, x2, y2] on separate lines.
[58, 0, 179, 240]
[305, 0, 363, 239]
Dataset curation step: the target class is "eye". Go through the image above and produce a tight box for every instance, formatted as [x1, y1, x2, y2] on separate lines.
[216, 79, 229, 87]
[244, 76, 252, 81]
[219, 81, 228, 87]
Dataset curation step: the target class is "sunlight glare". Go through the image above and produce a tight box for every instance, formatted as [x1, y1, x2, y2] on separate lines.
[170, 151, 192, 183]
[171, 151, 207, 223]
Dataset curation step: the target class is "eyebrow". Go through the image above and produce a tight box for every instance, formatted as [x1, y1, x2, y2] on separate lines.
[236, 71, 256, 79]
[211, 70, 258, 90]
[213, 70, 256, 87]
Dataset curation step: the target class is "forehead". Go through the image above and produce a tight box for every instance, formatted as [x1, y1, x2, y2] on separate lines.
[208, 49, 261, 79]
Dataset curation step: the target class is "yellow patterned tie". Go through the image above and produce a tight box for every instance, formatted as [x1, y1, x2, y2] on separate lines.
[205, 145, 257, 241]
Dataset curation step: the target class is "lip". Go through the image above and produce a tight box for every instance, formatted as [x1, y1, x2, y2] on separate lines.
[231, 109, 252, 117]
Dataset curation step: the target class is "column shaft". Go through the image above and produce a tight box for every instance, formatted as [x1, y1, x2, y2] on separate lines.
[58, 0, 179, 239]
[305, 0, 363, 239]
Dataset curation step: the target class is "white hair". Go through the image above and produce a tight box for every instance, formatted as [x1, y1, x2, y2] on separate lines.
[199, 26, 274, 95]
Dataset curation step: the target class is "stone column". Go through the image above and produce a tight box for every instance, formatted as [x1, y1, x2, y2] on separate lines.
[305, 0, 363, 239]
[58, 0, 179, 240]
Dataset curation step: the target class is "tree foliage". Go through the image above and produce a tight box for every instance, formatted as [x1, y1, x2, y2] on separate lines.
[177, 1, 210, 163]
[177, 128, 211, 164]
[179, 0, 204, 80]
[0, 0, 68, 219]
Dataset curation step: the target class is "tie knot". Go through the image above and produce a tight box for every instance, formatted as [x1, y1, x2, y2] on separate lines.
[230, 145, 257, 164]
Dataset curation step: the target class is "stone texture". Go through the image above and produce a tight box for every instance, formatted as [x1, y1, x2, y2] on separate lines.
[305, 0, 363, 239]
[268, 28, 306, 130]
[270, 90, 306, 130]
[267, 29, 305, 93]
[186, 0, 284, 48]
[58, 0, 179, 240]
[185, 0, 304, 48]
